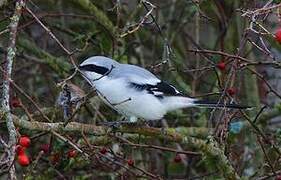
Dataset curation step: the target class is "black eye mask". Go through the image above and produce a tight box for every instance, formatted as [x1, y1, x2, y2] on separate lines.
[78, 64, 109, 75]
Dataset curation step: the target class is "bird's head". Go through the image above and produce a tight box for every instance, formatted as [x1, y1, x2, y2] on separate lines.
[79, 56, 119, 81]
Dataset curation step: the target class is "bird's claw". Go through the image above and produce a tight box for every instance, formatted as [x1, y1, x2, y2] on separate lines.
[98, 121, 121, 128]
[98, 120, 135, 128]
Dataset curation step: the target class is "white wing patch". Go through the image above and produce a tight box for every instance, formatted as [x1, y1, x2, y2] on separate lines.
[129, 81, 183, 99]
[153, 91, 164, 96]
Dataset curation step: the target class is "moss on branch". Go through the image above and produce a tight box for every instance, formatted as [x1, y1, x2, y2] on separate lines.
[12, 113, 239, 179]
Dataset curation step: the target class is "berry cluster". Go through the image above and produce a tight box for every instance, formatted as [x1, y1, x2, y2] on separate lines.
[16, 136, 31, 166]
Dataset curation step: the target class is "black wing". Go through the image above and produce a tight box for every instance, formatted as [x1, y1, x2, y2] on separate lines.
[129, 81, 183, 98]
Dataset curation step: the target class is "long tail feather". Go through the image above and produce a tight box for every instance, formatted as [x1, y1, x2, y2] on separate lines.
[193, 100, 251, 109]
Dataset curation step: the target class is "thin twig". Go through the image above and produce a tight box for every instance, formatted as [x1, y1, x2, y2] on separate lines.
[114, 135, 200, 156]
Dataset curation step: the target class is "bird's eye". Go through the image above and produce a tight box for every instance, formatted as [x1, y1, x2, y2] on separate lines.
[79, 64, 109, 75]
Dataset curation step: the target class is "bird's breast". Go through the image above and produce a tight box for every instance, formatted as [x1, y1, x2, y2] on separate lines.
[93, 77, 130, 104]
[92, 78, 166, 120]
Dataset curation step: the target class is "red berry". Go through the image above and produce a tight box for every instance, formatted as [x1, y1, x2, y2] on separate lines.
[16, 145, 25, 155]
[275, 175, 281, 180]
[11, 96, 21, 108]
[19, 136, 31, 148]
[67, 149, 77, 158]
[100, 147, 107, 154]
[40, 144, 50, 154]
[174, 154, 182, 163]
[127, 159, 134, 166]
[17, 154, 30, 166]
[275, 28, 281, 44]
[227, 88, 236, 96]
[217, 61, 226, 71]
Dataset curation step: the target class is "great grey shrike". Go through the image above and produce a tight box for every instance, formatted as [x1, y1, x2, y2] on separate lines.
[78, 56, 248, 122]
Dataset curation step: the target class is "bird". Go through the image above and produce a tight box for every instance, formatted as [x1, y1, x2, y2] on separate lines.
[78, 56, 249, 123]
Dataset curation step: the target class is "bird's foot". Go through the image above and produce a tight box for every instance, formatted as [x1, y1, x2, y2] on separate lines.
[98, 120, 136, 128]
[143, 120, 162, 127]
